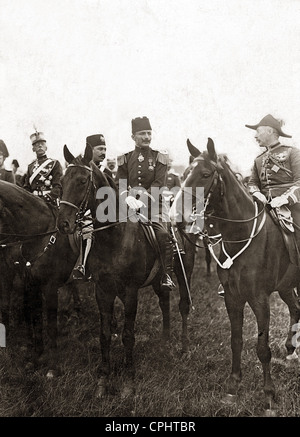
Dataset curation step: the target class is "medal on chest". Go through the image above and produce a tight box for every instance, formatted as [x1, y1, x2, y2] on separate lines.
[138, 153, 144, 163]
[148, 158, 154, 171]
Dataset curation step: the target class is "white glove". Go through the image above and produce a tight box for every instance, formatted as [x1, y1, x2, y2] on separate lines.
[270, 195, 289, 208]
[252, 191, 267, 205]
[125, 196, 146, 211]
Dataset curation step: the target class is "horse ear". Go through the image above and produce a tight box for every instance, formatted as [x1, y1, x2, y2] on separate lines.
[207, 138, 217, 162]
[83, 144, 93, 166]
[64, 145, 75, 164]
[187, 139, 201, 157]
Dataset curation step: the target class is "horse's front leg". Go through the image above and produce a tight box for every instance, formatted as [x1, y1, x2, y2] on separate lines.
[249, 295, 276, 415]
[222, 285, 245, 404]
[95, 283, 116, 398]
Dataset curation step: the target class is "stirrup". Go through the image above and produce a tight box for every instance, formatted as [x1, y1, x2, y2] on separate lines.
[160, 274, 175, 291]
[72, 265, 85, 280]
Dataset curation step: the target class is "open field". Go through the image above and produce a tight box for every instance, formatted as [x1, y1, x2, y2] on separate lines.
[0, 248, 300, 418]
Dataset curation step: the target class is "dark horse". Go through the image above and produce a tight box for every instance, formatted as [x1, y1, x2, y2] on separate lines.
[172, 138, 300, 415]
[57, 144, 194, 398]
[0, 181, 79, 373]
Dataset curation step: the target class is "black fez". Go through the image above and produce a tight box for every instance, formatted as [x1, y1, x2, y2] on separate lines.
[86, 134, 106, 148]
[245, 114, 292, 138]
[12, 159, 19, 168]
[0, 140, 9, 158]
[131, 116, 152, 134]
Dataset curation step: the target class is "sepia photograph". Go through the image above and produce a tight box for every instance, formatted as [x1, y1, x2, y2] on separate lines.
[1, 0, 300, 421]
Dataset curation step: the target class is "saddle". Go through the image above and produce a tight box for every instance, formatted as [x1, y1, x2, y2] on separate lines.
[269, 205, 300, 266]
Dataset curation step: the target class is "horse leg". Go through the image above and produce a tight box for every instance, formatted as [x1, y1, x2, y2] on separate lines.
[173, 256, 192, 353]
[222, 288, 245, 403]
[23, 278, 44, 370]
[94, 284, 116, 398]
[249, 296, 276, 415]
[278, 288, 300, 359]
[152, 278, 170, 343]
[44, 282, 59, 377]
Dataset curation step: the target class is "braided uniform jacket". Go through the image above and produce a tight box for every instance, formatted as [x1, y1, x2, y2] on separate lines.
[23, 155, 63, 199]
[248, 143, 300, 205]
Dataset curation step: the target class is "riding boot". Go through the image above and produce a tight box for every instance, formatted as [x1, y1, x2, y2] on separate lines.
[73, 237, 92, 280]
[153, 223, 175, 292]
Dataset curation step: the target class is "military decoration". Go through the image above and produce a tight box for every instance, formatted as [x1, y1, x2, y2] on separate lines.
[148, 158, 154, 171]
[138, 153, 144, 163]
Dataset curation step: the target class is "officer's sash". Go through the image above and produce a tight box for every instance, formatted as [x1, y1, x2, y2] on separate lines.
[29, 159, 53, 185]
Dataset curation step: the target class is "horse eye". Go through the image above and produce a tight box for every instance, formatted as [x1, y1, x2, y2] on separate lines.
[80, 178, 87, 184]
[203, 173, 211, 178]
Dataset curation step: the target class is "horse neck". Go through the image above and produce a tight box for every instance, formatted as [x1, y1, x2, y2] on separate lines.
[213, 169, 256, 239]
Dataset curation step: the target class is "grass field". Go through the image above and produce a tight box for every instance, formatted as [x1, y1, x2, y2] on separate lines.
[0, 248, 300, 418]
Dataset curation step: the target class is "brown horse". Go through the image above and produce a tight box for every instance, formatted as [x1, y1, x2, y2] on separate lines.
[172, 137, 300, 415]
[57, 144, 193, 398]
[0, 181, 79, 373]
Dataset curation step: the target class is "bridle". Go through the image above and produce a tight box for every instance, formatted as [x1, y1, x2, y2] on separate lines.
[181, 155, 267, 269]
[60, 163, 94, 225]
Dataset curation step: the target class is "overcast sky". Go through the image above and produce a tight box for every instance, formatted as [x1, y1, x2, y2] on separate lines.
[1, 0, 300, 175]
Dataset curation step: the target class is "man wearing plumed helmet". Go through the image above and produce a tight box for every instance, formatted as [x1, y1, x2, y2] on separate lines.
[23, 130, 63, 206]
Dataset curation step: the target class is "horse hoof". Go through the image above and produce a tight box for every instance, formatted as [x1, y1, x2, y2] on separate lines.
[220, 393, 238, 405]
[95, 378, 107, 399]
[46, 370, 55, 379]
[264, 409, 277, 417]
[121, 383, 135, 400]
[286, 351, 298, 361]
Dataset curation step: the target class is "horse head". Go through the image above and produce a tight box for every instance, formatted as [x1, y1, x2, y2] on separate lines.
[171, 138, 253, 232]
[58, 144, 112, 234]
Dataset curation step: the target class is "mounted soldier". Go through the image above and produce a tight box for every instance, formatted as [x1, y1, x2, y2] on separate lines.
[23, 130, 63, 206]
[73, 133, 112, 279]
[0, 140, 15, 184]
[115, 116, 174, 292]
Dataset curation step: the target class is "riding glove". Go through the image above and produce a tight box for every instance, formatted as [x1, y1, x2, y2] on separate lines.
[125, 196, 146, 211]
[270, 195, 289, 208]
[252, 191, 267, 205]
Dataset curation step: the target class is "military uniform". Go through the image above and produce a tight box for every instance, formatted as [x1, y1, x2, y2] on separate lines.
[116, 146, 168, 213]
[23, 156, 63, 200]
[0, 168, 15, 184]
[248, 143, 300, 204]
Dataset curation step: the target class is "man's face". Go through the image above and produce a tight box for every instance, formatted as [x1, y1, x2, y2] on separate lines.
[132, 130, 152, 148]
[32, 141, 47, 157]
[254, 126, 273, 147]
[92, 145, 106, 164]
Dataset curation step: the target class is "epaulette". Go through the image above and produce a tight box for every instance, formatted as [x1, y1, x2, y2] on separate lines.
[117, 154, 126, 166]
[156, 150, 169, 165]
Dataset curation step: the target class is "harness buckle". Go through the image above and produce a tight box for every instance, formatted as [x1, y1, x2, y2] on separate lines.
[49, 235, 56, 245]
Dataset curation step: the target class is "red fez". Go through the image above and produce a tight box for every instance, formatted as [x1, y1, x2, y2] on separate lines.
[131, 116, 152, 134]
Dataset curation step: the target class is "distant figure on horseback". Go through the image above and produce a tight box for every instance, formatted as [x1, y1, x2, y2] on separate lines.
[247, 114, 300, 256]
[0, 139, 15, 184]
[22, 130, 63, 206]
[73, 133, 113, 279]
[115, 116, 175, 292]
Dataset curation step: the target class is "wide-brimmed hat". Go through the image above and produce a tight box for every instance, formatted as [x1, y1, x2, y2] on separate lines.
[245, 114, 292, 138]
[86, 134, 106, 148]
[30, 131, 46, 145]
[131, 116, 152, 134]
[0, 140, 9, 157]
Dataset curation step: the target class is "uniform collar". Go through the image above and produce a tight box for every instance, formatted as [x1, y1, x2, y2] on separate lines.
[36, 154, 48, 162]
[266, 142, 281, 152]
[135, 145, 150, 153]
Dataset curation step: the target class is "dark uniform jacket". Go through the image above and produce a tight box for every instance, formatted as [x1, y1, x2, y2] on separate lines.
[248, 143, 300, 205]
[0, 168, 15, 184]
[116, 146, 168, 202]
[116, 146, 169, 222]
[23, 155, 63, 200]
